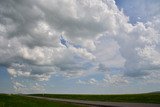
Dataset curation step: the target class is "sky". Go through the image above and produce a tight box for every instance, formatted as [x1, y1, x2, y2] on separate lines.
[0, 0, 160, 94]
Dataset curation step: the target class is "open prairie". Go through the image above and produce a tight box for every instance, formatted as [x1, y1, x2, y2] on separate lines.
[0, 93, 160, 107]
[0, 94, 84, 107]
[31, 93, 160, 104]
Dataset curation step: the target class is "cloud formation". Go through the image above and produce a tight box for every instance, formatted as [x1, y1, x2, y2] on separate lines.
[0, 0, 160, 92]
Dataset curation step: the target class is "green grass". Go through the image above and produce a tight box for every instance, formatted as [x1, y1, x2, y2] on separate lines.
[0, 94, 85, 107]
[30, 93, 160, 104]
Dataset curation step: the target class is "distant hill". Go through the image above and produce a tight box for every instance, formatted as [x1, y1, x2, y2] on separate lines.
[148, 91, 160, 94]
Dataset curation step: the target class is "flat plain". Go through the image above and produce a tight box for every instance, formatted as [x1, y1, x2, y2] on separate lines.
[30, 93, 160, 104]
[0, 94, 84, 107]
[0, 93, 160, 107]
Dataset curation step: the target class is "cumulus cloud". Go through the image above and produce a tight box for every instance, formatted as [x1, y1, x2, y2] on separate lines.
[92, 0, 160, 82]
[0, 0, 113, 70]
[94, 37, 125, 68]
[1, 0, 124, 91]
[116, 21, 160, 77]
[13, 82, 25, 93]
[143, 70, 160, 83]
[0, 0, 160, 92]
[103, 74, 129, 85]
[12, 80, 45, 93]
[77, 74, 128, 86]
[94, 1, 160, 79]
[77, 78, 98, 85]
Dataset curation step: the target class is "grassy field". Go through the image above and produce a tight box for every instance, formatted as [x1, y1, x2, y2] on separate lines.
[30, 93, 160, 104]
[0, 94, 85, 107]
[1, 93, 159, 107]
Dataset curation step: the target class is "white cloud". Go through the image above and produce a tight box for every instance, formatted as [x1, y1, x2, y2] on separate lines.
[62, 70, 85, 78]
[12, 80, 46, 93]
[77, 74, 128, 86]
[88, 78, 98, 84]
[0, 0, 160, 92]
[143, 70, 160, 83]
[69, 47, 96, 60]
[13, 81, 25, 93]
[103, 74, 129, 85]
[115, 21, 160, 77]
[77, 78, 98, 85]
[8, 68, 17, 77]
[94, 37, 125, 68]
[77, 79, 86, 84]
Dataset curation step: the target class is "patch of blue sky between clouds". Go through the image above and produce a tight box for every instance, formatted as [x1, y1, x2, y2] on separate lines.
[0, 67, 13, 93]
[60, 35, 84, 49]
[60, 35, 69, 48]
[115, 0, 160, 24]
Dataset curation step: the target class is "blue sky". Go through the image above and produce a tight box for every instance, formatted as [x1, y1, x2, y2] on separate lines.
[115, 0, 160, 23]
[0, 0, 160, 94]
